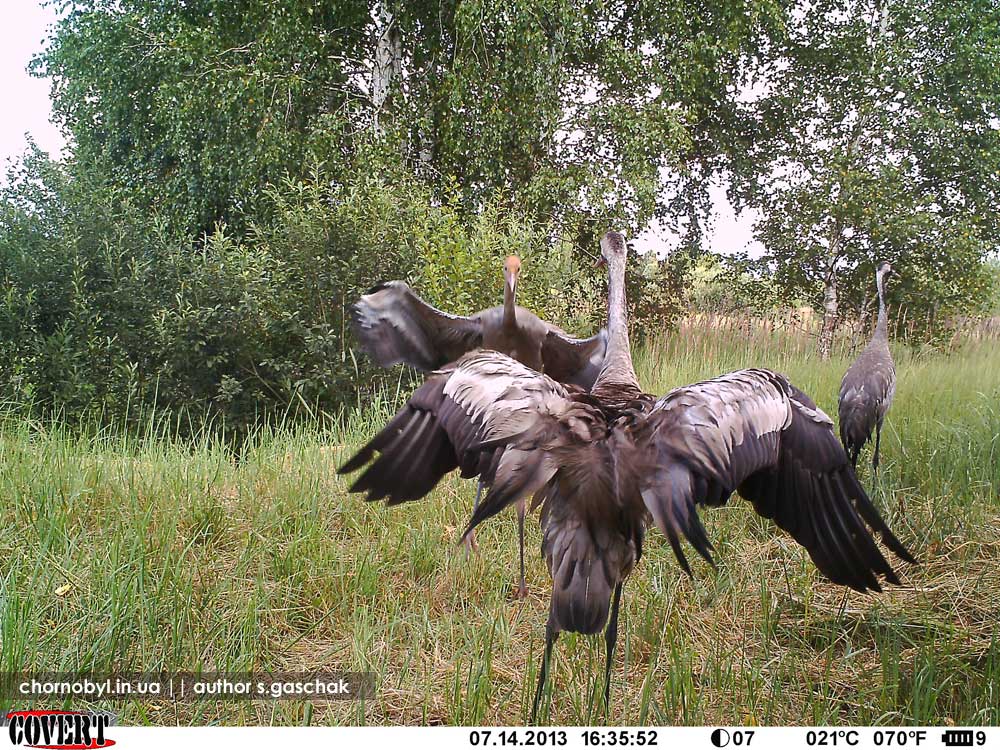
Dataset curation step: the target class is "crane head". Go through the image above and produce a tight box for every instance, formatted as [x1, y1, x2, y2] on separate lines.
[598, 231, 627, 268]
[504, 255, 521, 295]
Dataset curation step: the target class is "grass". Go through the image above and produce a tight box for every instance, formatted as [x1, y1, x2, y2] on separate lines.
[1, 320, 998, 726]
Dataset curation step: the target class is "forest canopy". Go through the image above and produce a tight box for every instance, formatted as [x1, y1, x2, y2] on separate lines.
[2, 0, 998, 432]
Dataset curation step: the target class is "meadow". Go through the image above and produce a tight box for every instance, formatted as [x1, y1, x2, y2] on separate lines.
[1, 319, 998, 726]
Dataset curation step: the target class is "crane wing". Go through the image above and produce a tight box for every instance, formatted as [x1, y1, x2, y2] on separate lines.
[351, 281, 483, 371]
[636, 368, 915, 592]
[541, 327, 609, 389]
[338, 350, 604, 521]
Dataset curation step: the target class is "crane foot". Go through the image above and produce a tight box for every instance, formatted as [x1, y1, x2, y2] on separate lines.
[463, 531, 480, 556]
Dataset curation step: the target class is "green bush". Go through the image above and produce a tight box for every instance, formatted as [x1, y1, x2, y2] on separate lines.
[0, 153, 604, 437]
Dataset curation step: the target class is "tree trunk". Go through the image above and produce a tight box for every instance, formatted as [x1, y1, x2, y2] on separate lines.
[818, 221, 844, 360]
[418, 123, 434, 171]
[819, 272, 838, 360]
[372, 2, 402, 133]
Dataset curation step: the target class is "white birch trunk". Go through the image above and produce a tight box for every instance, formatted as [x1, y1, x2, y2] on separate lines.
[372, 2, 401, 133]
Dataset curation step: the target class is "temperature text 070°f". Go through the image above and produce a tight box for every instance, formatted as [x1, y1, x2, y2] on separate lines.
[873, 731, 927, 746]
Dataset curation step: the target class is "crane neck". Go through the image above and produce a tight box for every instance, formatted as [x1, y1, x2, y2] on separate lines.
[503, 277, 517, 330]
[593, 254, 640, 399]
[874, 270, 888, 340]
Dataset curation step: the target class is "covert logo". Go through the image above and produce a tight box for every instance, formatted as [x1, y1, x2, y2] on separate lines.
[6, 711, 115, 749]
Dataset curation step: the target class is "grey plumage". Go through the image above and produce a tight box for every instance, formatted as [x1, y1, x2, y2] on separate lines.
[350, 256, 608, 598]
[839, 261, 896, 471]
[350, 280, 483, 372]
[350, 264, 609, 389]
[339, 235, 915, 720]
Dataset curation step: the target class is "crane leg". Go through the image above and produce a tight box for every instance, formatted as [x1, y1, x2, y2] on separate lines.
[465, 481, 484, 555]
[531, 618, 559, 724]
[873, 423, 882, 473]
[515, 498, 528, 599]
[602, 581, 624, 712]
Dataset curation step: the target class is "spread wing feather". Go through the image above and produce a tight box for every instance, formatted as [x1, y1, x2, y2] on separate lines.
[351, 281, 483, 371]
[541, 328, 609, 389]
[338, 350, 622, 635]
[338, 351, 601, 523]
[636, 368, 914, 592]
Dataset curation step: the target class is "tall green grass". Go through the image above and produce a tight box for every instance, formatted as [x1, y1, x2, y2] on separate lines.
[1, 324, 997, 725]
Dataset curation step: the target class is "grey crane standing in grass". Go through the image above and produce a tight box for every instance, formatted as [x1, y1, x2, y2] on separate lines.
[339, 233, 915, 719]
[350, 255, 608, 599]
[839, 261, 896, 472]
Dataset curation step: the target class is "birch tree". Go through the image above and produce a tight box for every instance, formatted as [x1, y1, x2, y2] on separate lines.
[730, 0, 1000, 353]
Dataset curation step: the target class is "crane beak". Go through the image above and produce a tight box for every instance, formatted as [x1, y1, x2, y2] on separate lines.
[504, 269, 517, 296]
[595, 256, 607, 269]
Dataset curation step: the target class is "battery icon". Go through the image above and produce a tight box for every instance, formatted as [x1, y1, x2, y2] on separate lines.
[942, 731, 974, 747]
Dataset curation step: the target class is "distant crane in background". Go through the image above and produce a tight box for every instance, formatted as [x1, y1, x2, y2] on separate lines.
[839, 261, 896, 472]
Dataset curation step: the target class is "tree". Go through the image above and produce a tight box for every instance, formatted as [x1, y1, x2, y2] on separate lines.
[34, 0, 372, 238]
[35, 0, 784, 246]
[729, 0, 1000, 354]
[386, 0, 789, 243]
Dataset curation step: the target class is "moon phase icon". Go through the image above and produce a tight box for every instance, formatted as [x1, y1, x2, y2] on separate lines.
[711, 728, 731, 747]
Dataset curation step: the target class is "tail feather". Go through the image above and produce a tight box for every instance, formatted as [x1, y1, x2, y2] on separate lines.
[549, 532, 615, 635]
[541, 482, 637, 635]
[838, 395, 877, 458]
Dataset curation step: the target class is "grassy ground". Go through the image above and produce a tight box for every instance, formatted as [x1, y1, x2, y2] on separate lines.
[1, 322, 998, 726]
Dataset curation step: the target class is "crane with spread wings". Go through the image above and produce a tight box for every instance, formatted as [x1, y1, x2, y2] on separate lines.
[340, 232, 916, 720]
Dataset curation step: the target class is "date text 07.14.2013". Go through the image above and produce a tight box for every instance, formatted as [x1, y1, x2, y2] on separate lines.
[467, 730, 659, 747]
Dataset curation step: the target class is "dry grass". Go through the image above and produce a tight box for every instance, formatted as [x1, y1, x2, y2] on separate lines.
[1, 323, 997, 726]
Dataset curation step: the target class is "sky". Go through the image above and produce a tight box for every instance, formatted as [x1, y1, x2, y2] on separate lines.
[633, 180, 763, 258]
[0, 1, 763, 257]
[1, 2, 65, 171]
